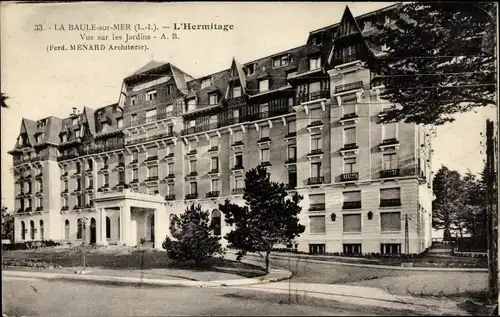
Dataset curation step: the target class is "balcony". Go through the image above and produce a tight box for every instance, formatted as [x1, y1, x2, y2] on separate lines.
[145, 176, 159, 182]
[297, 90, 329, 105]
[340, 172, 359, 182]
[58, 153, 79, 162]
[306, 177, 324, 185]
[335, 81, 364, 95]
[340, 143, 359, 156]
[306, 120, 324, 133]
[73, 205, 81, 210]
[285, 157, 297, 166]
[116, 162, 125, 171]
[129, 179, 139, 185]
[98, 184, 110, 192]
[380, 169, 400, 178]
[309, 203, 326, 211]
[128, 160, 138, 168]
[333, 54, 360, 68]
[145, 156, 159, 166]
[257, 137, 271, 147]
[165, 173, 175, 179]
[208, 146, 219, 152]
[125, 111, 174, 128]
[74, 188, 82, 194]
[16, 192, 25, 198]
[378, 106, 397, 118]
[25, 207, 32, 213]
[208, 168, 220, 175]
[231, 141, 244, 150]
[186, 150, 197, 158]
[261, 161, 272, 167]
[181, 123, 221, 136]
[339, 113, 359, 125]
[206, 191, 220, 198]
[35, 173, 43, 180]
[85, 185, 94, 192]
[61, 206, 69, 212]
[185, 193, 198, 200]
[231, 165, 244, 174]
[285, 183, 297, 191]
[126, 132, 176, 146]
[85, 168, 93, 176]
[84, 202, 94, 209]
[380, 199, 401, 207]
[379, 138, 400, 151]
[187, 171, 198, 177]
[284, 132, 297, 140]
[307, 149, 324, 159]
[165, 194, 176, 201]
[35, 206, 43, 212]
[343, 201, 362, 209]
[232, 188, 245, 195]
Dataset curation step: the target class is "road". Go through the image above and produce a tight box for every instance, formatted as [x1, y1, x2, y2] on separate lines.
[2, 277, 411, 316]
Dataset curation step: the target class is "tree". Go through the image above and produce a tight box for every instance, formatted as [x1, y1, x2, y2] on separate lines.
[219, 164, 305, 272]
[460, 171, 488, 246]
[162, 204, 223, 266]
[432, 166, 465, 241]
[1, 206, 14, 241]
[372, 2, 496, 125]
[1, 93, 9, 108]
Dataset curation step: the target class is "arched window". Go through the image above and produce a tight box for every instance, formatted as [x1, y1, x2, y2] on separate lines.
[65, 220, 70, 240]
[211, 209, 221, 236]
[39, 220, 44, 240]
[106, 217, 111, 239]
[77, 219, 83, 239]
[21, 221, 26, 240]
[30, 220, 35, 240]
[117, 217, 120, 240]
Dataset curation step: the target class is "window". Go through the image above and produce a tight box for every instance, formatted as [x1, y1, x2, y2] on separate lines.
[232, 109, 240, 120]
[64, 220, 70, 240]
[234, 176, 243, 189]
[344, 127, 356, 145]
[165, 104, 173, 114]
[211, 179, 219, 191]
[344, 244, 362, 255]
[187, 99, 196, 112]
[380, 187, 401, 204]
[118, 154, 124, 164]
[344, 157, 356, 173]
[381, 212, 402, 232]
[131, 114, 137, 125]
[210, 136, 219, 147]
[146, 109, 157, 119]
[167, 183, 175, 195]
[117, 217, 120, 239]
[105, 217, 111, 239]
[381, 243, 401, 255]
[211, 157, 219, 171]
[147, 147, 157, 158]
[63, 196, 68, 207]
[119, 171, 125, 184]
[146, 90, 158, 101]
[189, 160, 197, 173]
[286, 71, 297, 80]
[133, 168, 138, 180]
[20, 221, 26, 240]
[209, 94, 218, 105]
[201, 78, 212, 89]
[343, 191, 361, 202]
[311, 162, 322, 178]
[309, 244, 326, 255]
[261, 148, 270, 163]
[72, 118, 78, 126]
[76, 177, 81, 190]
[383, 153, 398, 170]
[209, 115, 218, 126]
[104, 174, 109, 185]
[261, 103, 269, 117]
[311, 33, 323, 46]
[310, 108, 321, 122]
[288, 146, 296, 160]
[61, 134, 67, 142]
[311, 135, 322, 150]
[309, 216, 326, 234]
[75, 130, 81, 138]
[188, 120, 196, 128]
[273, 55, 289, 68]
[35, 134, 43, 143]
[212, 210, 221, 236]
[260, 125, 270, 139]
[309, 57, 321, 70]
[363, 20, 373, 31]
[343, 101, 356, 116]
[383, 122, 397, 140]
[258, 79, 269, 92]
[245, 64, 255, 76]
[189, 140, 197, 152]
[130, 95, 137, 106]
[288, 97, 294, 107]
[166, 85, 172, 95]
[308, 81, 321, 93]
[190, 182, 197, 194]
[77, 219, 83, 239]
[235, 154, 243, 167]
[234, 130, 242, 142]
[148, 166, 158, 178]
[309, 194, 325, 206]
[232, 86, 242, 98]
[167, 124, 174, 135]
[288, 120, 296, 134]
[131, 151, 138, 162]
[167, 163, 174, 175]
[343, 214, 362, 233]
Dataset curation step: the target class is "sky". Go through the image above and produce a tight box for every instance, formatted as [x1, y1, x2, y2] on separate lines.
[1, 1, 497, 212]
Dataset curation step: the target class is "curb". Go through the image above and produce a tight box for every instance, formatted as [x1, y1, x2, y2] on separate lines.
[239, 252, 488, 273]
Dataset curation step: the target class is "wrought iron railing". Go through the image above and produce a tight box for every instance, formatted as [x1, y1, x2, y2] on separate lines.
[341, 172, 359, 182]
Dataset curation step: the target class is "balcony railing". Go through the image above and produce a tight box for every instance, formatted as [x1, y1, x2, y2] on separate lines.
[145, 155, 159, 161]
[285, 183, 297, 190]
[125, 111, 174, 128]
[165, 173, 175, 179]
[335, 81, 363, 94]
[343, 201, 362, 209]
[306, 177, 324, 185]
[380, 169, 400, 178]
[185, 193, 198, 200]
[187, 149, 197, 156]
[341, 172, 359, 182]
[341, 143, 358, 151]
[340, 113, 359, 121]
[232, 188, 245, 195]
[306, 120, 323, 128]
[380, 199, 401, 207]
[297, 90, 329, 104]
[381, 138, 399, 145]
[284, 132, 296, 139]
[309, 203, 326, 211]
[145, 176, 159, 182]
[307, 149, 324, 156]
[231, 141, 244, 147]
[165, 194, 176, 201]
[187, 171, 198, 177]
[334, 53, 359, 66]
[35, 206, 43, 212]
[206, 191, 220, 198]
[126, 132, 176, 146]
[181, 123, 222, 136]
[208, 168, 219, 174]
[232, 164, 244, 171]
[208, 146, 219, 152]
[61, 206, 69, 211]
[261, 161, 272, 167]
[285, 157, 297, 164]
[257, 137, 271, 144]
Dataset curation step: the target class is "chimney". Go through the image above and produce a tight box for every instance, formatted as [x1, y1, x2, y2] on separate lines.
[72, 107, 78, 115]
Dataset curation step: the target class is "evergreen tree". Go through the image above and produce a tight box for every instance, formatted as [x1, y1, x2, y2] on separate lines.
[1, 206, 14, 241]
[219, 165, 305, 272]
[372, 2, 496, 125]
[162, 204, 223, 266]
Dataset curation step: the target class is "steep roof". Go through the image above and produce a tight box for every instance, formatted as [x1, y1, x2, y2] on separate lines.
[131, 60, 167, 76]
[22, 118, 37, 145]
[83, 106, 96, 135]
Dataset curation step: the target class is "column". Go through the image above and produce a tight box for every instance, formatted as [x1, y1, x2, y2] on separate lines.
[154, 204, 167, 249]
[120, 204, 131, 245]
[99, 208, 108, 245]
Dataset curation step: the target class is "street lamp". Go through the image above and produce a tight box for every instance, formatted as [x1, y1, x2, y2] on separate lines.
[404, 214, 412, 254]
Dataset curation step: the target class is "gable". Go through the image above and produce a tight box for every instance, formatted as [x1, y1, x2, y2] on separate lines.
[334, 6, 364, 38]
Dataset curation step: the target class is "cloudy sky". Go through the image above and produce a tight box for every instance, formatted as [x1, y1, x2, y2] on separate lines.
[1, 2, 496, 211]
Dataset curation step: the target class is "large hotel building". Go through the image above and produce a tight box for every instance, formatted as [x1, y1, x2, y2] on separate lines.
[9, 5, 434, 255]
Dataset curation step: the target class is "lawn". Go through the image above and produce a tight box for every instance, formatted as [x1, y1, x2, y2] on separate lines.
[2, 246, 266, 281]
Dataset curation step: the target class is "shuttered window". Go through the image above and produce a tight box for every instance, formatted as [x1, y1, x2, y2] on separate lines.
[310, 108, 321, 121]
[343, 191, 361, 202]
[309, 194, 325, 204]
[383, 154, 398, 170]
[380, 212, 401, 232]
[380, 188, 400, 200]
[261, 125, 270, 138]
[343, 214, 361, 233]
[344, 127, 356, 145]
[344, 157, 356, 173]
[309, 216, 326, 233]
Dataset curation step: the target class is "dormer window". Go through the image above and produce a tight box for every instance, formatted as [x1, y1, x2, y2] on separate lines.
[130, 95, 137, 106]
[186, 98, 196, 112]
[258, 79, 269, 92]
[35, 133, 44, 143]
[37, 120, 46, 129]
[60, 133, 67, 143]
[232, 86, 242, 98]
[75, 130, 81, 138]
[245, 64, 255, 76]
[102, 123, 108, 133]
[117, 118, 123, 128]
[72, 118, 78, 126]
[166, 85, 172, 95]
[309, 56, 322, 71]
[272, 54, 290, 68]
[384, 15, 392, 25]
[209, 94, 218, 106]
[311, 32, 323, 46]
[363, 20, 373, 31]
[146, 90, 157, 101]
[201, 78, 212, 89]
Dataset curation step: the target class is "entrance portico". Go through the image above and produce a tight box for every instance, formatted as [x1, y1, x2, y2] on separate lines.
[93, 189, 168, 249]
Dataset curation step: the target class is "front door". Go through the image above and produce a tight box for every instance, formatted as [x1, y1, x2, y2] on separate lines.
[149, 215, 155, 243]
[90, 218, 97, 244]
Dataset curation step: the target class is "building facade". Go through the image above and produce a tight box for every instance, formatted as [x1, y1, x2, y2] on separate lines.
[9, 4, 434, 254]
